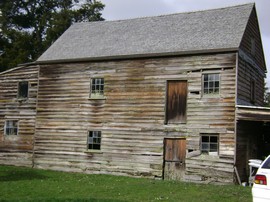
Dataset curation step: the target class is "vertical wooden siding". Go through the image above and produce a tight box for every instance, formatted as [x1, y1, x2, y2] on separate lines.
[34, 53, 237, 183]
[164, 138, 186, 180]
[0, 65, 39, 167]
[164, 139, 186, 162]
[166, 81, 187, 124]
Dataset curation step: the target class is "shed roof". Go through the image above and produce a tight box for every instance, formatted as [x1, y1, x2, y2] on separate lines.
[37, 3, 254, 63]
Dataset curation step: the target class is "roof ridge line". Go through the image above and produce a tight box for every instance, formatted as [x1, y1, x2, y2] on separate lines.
[73, 2, 255, 25]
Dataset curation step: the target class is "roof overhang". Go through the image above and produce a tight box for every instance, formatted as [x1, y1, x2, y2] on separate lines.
[236, 105, 270, 122]
[36, 48, 238, 65]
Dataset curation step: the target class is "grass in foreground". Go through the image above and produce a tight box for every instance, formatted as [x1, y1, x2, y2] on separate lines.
[0, 165, 251, 202]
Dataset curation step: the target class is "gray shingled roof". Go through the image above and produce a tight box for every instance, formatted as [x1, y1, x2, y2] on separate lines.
[37, 3, 254, 63]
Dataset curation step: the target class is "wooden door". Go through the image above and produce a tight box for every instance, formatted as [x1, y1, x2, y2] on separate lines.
[164, 138, 186, 180]
[166, 81, 187, 124]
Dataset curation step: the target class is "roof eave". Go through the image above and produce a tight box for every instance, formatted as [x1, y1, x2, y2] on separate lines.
[236, 105, 270, 122]
[0, 62, 38, 75]
[36, 48, 239, 65]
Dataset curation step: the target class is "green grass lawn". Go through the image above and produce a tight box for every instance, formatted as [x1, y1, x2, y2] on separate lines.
[0, 165, 251, 202]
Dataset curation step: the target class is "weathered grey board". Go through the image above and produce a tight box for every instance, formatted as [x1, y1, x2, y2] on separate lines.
[0, 65, 39, 166]
[34, 52, 237, 183]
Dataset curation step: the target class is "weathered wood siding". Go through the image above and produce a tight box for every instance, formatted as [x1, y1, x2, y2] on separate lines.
[235, 8, 266, 182]
[0, 65, 39, 167]
[34, 52, 237, 183]
[238, 7, 265, 106]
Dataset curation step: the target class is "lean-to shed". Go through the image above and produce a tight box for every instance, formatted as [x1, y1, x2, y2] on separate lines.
[0, 64, 39, 166]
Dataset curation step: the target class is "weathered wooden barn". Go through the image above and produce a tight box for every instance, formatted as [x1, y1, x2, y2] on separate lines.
[1, 3, 269, 184]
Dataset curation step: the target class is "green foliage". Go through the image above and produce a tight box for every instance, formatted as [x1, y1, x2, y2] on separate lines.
[0, 0, 104, 71]
[264, 82, 270, 107]
[265, 92, 270, 107]
[0, 165, 252, 202]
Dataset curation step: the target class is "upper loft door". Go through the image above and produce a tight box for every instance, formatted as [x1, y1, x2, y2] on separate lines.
[166, 80, 187, 124]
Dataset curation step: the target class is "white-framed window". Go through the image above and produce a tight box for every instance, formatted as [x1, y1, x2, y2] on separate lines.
[203, 73, 220, 95]
[87, 131, 102, 150]
[90, 78, 104, 99]
[4, 120, 18, 136]
[201, 134, 219, 155]
[18, 81, 29, 99]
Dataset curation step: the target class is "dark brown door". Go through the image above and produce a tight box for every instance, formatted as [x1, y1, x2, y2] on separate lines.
[164, 138, 186, 180]
[166, 81, 187, 124]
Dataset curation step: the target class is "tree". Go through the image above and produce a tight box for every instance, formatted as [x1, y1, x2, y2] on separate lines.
[0, 0, 104, 71]
[264, 84, 270, 107]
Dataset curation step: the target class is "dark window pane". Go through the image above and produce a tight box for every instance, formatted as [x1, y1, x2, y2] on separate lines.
[201, 135, 219, 154]
[88, 131, 101, 150]
[18, 81, 28, 98]
[204, 75, 208, 82]
[202, 136, 209, 142]
[91, 78, 104, 96]
[5, 120, 18, 135]
[93, 144, 100, 150]
[210, 143, 218, 152]
[88, 137, 93, 144]
[210, 136, 218, 143]
[202, 143, 209, 150]
[262, 157, 270, 169]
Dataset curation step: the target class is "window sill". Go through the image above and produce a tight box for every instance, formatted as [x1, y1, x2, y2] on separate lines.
[17, 98, 28, 102]
[4, 134, 18, 136]
[164, 122, 187, 125]
[202, 94, 220, 98]
[88, 95, 106, 100]
[84, 150, 103, 154]
[88, 98, 106, 100]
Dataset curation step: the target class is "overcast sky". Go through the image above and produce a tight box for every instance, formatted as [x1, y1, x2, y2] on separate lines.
[99, 0, 270, 87]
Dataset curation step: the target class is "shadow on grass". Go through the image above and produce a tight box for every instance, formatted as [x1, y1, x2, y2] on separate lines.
[0, 170, 48, 182]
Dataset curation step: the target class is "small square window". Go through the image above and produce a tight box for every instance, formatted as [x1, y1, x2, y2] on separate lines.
[201, 134, 219, 155]
[90, 78, 104, 99]
[88, 131, 101, 150]
[203, 74, 220, 95]
[18, 81, 29, 99]
[4, 120, 18, 136]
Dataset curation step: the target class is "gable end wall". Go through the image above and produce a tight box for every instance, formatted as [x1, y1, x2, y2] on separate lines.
[238, 7, 265, 106]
